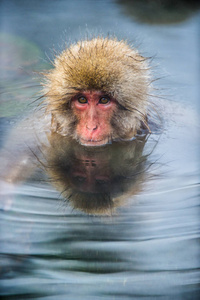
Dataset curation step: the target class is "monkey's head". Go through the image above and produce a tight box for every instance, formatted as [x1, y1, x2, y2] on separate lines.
[44, 38, 151, 146]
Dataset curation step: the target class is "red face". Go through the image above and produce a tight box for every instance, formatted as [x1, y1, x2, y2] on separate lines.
[71, 91, 117, 146]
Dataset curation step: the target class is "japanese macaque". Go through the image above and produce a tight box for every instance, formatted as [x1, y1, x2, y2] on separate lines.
[0, 37, 153, 213]
[43, 37, 151, 146]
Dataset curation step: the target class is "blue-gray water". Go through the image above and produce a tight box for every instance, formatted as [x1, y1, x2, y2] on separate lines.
[0, 0, 199, 299]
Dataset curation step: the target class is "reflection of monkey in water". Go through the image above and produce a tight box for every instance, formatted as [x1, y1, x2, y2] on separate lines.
[45, 133, 148, 215]
[0, 37, 155, 213]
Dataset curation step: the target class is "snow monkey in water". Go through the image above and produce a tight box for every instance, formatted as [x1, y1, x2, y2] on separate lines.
[43, 37, 151, 146]
[0, 37, 153, 193]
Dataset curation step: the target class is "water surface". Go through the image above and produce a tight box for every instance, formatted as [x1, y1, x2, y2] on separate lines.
[0, 0, 199, 299]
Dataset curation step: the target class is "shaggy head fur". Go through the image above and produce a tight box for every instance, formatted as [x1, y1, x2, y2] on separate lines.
[43, 37, 151, 140]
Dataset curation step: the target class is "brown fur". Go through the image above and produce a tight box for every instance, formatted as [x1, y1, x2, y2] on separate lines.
[43, 37, 151, 142]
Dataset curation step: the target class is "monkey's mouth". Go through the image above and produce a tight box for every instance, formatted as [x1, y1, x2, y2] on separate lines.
[79, 137, 110, 147]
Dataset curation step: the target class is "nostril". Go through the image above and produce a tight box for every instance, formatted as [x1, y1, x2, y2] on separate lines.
[86, 125, 98, 131]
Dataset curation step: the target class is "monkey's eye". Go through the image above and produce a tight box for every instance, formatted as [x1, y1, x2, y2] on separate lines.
[99, 97, 110, 104]
[78, 96, 87, 104]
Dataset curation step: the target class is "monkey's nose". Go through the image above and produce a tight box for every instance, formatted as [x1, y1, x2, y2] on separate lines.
[86, 124, 98, 131]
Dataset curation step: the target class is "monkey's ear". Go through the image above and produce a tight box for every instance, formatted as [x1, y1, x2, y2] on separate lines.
[51, 114, 59, 133]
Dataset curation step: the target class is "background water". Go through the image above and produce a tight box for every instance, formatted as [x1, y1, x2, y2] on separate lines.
[0, 0, 200, 299]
